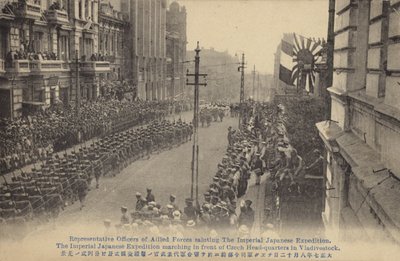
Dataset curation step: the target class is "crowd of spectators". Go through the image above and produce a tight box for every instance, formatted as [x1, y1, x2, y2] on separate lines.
[0, 98, 190, 175]
[103, 102, 294, 238]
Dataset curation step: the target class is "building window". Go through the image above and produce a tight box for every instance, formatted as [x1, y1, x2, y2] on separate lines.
[91, 1, 95, 21]
[85, 0, 89, 19]
[79, 37, 83, 58]
[0, 27, 8, 59]
[33, 32, 43, 53]
[111, 33, 115, 54]
[79, 0, 82, 19]
[85, 38, 93, 58]
[59, 35, 69, 60]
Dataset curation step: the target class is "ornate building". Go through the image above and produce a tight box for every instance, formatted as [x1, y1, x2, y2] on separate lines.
[0, 0, 118, 118]
[99, 1, 129, 81]
[316, 0, 400, 244]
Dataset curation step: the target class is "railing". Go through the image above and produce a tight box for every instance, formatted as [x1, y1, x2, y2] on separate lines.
[46, 9, 69, 25]
[80, 61, 111, 73]
[30, 60, 71, 73]
[6, 60, 31, 74]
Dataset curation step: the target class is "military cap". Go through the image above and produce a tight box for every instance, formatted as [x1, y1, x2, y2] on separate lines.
[172, 210, 181, 218]
[186, 220, 196, 227]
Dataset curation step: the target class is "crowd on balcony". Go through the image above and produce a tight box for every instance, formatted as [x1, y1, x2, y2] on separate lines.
[5, 41, 58, 67]
[84, 53, 113, 62]
[0, 98, 190, 175]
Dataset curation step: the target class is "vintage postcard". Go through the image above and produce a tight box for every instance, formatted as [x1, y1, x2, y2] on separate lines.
[0, 0, 399, 260]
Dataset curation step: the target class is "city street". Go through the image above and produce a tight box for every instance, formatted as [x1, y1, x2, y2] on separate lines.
[29, 112, 238, 234]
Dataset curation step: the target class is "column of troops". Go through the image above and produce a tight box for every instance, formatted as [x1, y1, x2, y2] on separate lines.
[199, 106, 228, 128]
[0, 119, 193, 238]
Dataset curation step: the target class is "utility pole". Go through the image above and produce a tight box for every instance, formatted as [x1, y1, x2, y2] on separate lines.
[186, 42, 207, 206]
[257, 72, 260, 101]
[238, 53, 245, 128]
[171, 37, 175, 99]
[252, 64, 256, 100]
[75, 50, 80, 116]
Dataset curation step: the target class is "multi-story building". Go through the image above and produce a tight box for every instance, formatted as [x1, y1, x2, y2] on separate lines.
[166, 1, 186, 100]
[0, 0, 186, 117]
[0, 0, 134, 119]
[98, 1, 129, 81]
[316, 0, 400, 244]
[124, 0, 167, 101]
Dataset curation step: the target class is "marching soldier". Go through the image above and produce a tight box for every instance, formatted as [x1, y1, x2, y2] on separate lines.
[146, 188, 155, 203]
[76, 176, 89, 210]
[135, 192, 146, 211]
[238, 200, 255, 230]
[184, 198, 198, 221]
[120, 206, 130, 225]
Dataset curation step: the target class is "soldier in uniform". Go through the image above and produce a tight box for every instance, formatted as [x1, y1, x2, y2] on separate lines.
[252, 153, 264, 185]
[93, 154, 102, 189]
[219, 108, 225, 122]
[120, 206, 130, 225]
[169, 194, 179, 210]
[183, 198, 198, 221]
[200, 110, 206, 127]
[238, 199, 255, 230]
[144, 135, 153, 159]
[135, 192, 146, 211]
[145, 188, 155, 203]
[76, 176, 89, 210]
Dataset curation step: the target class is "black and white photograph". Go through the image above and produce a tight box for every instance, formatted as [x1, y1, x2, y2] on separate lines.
[0, 0, 399, 260]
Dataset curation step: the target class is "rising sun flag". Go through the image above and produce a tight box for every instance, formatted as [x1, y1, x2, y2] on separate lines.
[279, 33, 324, 93]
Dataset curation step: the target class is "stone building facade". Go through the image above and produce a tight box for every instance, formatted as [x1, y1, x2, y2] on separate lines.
[99, 1, 129, 81]
[166, 1, 187, 100]
[124, 0, 167, 101]
[0, 0, 132, 119]
[316, 0, 400, 245]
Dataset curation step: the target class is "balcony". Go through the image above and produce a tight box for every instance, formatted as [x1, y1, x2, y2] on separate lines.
[29, 60, 70, 74]
[80, 61, 111, 74]
[14, 1, 42, 20]
[6, 60, 31, 74]
[45, 9, 69, 25]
